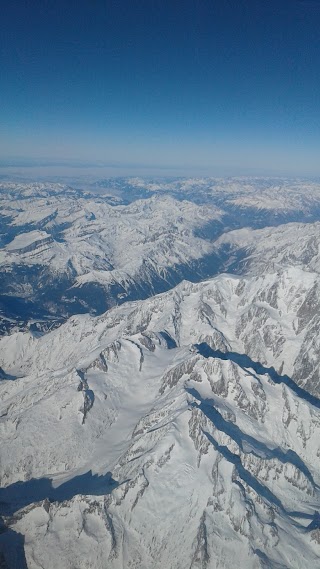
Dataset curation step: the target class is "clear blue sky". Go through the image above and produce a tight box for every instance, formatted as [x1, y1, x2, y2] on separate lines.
[1, 0, 320, 175]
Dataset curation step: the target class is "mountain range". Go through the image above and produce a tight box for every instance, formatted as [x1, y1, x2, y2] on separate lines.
[1, 177, 320, 568]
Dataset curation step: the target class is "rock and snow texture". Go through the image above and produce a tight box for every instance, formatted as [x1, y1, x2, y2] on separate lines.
[1, 269, 320, 568]
[214, 222, 320, 275]
[113, 176, 320, 222]
[2, 177, 320, 568]
[0, 181, 223, 328]
[3, 176, 320, 331]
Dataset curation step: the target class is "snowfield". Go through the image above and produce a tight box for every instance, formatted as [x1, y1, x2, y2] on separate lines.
[1, 177, 320, 568]
[1, 268, 320, 568]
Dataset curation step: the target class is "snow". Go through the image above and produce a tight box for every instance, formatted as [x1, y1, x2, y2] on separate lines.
[1, 265, 320, 567]
[0, 189, 222, 311]
[215, 222, 320, 274]
[6, 230, 50, 251]
[2, 178, 320, 568]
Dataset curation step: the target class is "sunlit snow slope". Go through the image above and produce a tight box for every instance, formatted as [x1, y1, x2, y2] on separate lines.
[1, 269, 320, 568]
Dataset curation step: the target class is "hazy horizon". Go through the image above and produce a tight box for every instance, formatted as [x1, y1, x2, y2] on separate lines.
[2, 0, 320, 177]
[1, 157, 320, 182]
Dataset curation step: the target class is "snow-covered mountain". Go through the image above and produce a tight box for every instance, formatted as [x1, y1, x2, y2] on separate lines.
[1, 177, 320, 568]
[0, 182, 223, 331]
[214, 221, 320, 275]
[1, 267, 320, 568]
[99, 176, 320, 224]
[3, 176, 320, 334]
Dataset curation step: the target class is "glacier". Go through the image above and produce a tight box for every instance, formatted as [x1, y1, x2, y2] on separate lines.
[1, 177, 320, 568]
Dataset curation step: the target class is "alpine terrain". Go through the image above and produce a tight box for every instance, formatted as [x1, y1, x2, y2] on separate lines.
[1, 177, 320, 569]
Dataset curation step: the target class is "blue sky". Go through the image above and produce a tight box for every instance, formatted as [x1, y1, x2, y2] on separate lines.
[1, 0, 320, 176]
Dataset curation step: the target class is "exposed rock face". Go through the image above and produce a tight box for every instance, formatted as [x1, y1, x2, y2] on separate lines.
[3, 177, 320, 333]
[0, 182, 223, 328]
[6, 231, 53, 254]
[1, 267, 320, 568]
[2, 177, 320, 568]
